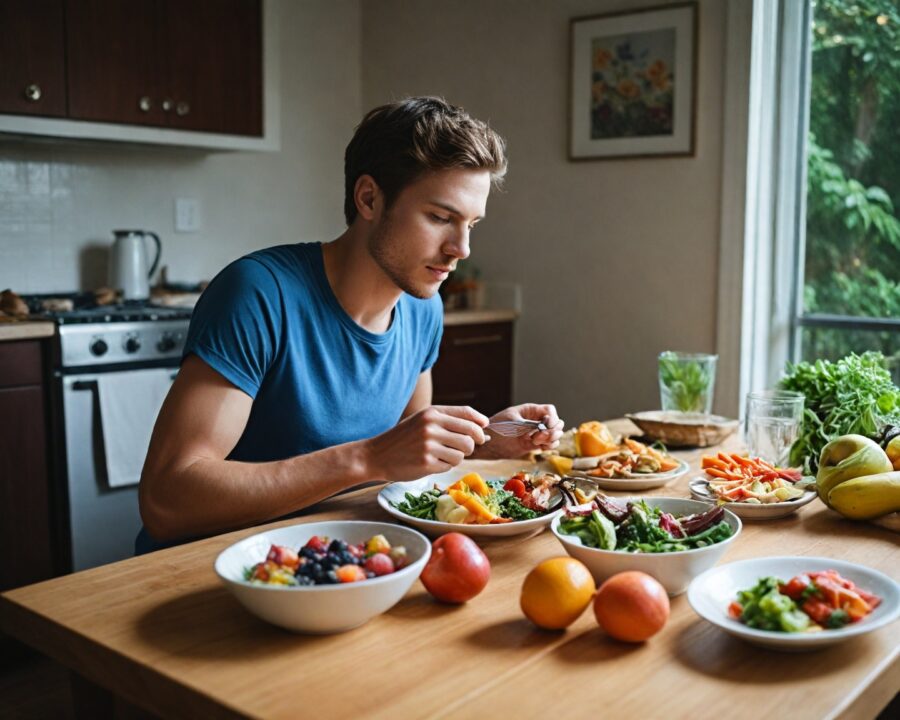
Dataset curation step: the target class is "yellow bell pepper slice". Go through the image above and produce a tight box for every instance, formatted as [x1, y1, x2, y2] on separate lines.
[447, 488, 499, 523]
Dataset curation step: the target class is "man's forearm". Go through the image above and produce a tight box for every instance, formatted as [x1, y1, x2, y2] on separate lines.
[140, 440, 375, 541]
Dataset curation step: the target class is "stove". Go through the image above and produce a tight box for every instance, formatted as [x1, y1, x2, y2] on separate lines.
[24, 293, 194, 572]
[24, 295, 192, 370]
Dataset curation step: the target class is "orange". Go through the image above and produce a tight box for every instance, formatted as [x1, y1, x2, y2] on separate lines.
[576, 421, 619, 457]
[520, 557, 596, 630]
[593, 571, 670, 642]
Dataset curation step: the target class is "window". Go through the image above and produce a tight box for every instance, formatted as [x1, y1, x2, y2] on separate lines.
[794, 1, 900, 382]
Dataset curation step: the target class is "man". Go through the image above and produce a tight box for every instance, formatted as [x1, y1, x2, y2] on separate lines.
[138, 97, 562, 549]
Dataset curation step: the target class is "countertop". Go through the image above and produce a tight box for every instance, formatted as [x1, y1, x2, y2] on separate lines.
[443, 308, 518, 326]
[1, 419, 897, 719]
[0, 320, 55, 342]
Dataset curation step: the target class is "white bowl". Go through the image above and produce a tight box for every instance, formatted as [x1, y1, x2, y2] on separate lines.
[378, 467, 561, 538]
[687, 556, 900, 651]
[550, 497, 741, 595]
[214, 520, 431, 634]
[568, 458, 690, 491]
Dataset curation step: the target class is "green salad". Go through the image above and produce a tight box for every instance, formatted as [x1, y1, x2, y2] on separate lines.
[557, 497, 733, 553]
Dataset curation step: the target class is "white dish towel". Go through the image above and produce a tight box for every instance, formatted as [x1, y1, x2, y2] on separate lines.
[97, 369, 175, 488]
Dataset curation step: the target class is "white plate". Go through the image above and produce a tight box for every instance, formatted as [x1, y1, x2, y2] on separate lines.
[687, 556, 900, 650]
[568, 458, 690, 491]
[377, 467, 561, 538]
[688, 477, 818, 519]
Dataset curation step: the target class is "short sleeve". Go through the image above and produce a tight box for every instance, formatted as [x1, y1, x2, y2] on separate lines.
[420, 296, 444, 372]
[182, 258, 283, 398]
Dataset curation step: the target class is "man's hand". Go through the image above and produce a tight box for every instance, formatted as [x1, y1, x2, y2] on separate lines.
[473, 403, 564, 459]
[366, 405, 489, 481]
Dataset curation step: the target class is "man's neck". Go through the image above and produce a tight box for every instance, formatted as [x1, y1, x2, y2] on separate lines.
[321, 228, 402, 334]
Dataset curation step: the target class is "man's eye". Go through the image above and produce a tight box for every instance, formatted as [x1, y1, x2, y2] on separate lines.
[430, 213, 451, 224]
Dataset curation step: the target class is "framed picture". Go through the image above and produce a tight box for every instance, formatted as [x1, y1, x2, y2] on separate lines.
[569, 2, 698, 160]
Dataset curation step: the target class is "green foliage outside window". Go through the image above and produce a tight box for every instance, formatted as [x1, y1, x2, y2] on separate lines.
[803, 0, 900, 378]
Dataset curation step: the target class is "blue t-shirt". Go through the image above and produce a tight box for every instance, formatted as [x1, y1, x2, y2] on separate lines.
[136, 242, 442, 552]
[185, 242, 442, 460]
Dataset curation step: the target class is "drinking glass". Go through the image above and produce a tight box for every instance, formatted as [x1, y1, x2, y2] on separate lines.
[658, 352, 718, 414]
[744, 390, 804, 466]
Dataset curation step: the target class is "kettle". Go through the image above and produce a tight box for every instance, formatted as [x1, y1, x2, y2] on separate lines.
[109, 230, 162, 301]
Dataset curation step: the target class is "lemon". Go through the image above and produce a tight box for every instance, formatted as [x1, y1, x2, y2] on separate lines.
[520, 557, 596, 630]
[547, 455, 574, 476]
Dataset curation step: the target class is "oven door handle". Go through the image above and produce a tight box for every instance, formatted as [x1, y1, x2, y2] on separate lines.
[70, 372, 177, 391]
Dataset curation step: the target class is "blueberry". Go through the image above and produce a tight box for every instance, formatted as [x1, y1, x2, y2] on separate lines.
[328, 539, 348, 554]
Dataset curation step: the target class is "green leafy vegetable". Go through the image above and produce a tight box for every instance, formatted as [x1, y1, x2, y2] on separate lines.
[780, 351, 900, 473]
[558, 501, 732, 554]
[658, 352, 715, 412]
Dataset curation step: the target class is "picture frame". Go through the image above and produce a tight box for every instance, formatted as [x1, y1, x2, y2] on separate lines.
[569, 2, 698, 161]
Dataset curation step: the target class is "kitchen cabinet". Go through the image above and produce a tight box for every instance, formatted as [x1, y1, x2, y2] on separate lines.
[66, 0, 263, 136]
[0, 0, 67, 117]
[432, 319, 514, 416]
[0, 340, 55, 591]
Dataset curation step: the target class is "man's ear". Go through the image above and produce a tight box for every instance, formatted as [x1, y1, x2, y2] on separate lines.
[354, 175, 382, 222]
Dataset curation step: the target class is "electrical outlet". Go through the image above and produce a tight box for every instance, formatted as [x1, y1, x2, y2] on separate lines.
[175, 198, 201, 233]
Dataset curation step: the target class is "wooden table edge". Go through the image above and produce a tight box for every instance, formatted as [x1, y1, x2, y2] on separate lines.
[0, 593, 246, 720]
[829, 644, 899, 720]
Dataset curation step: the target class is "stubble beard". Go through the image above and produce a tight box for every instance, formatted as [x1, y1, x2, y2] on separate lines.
[367, 213, 437, 300]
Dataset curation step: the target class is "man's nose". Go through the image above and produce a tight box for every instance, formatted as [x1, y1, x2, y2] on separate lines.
[443, 227, 471, 260]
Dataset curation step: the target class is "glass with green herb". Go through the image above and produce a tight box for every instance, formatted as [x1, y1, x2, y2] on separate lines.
[658, 351, 718, 414]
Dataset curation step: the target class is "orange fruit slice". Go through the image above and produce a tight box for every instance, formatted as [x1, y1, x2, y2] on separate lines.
[520, 557, 596, 630]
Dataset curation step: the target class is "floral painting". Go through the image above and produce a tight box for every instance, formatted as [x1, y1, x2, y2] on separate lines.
[590, 30, 675, 139]
[570, 3, 696, 160]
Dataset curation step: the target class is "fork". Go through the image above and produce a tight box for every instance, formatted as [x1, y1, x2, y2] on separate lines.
[485, 419, 548, 437]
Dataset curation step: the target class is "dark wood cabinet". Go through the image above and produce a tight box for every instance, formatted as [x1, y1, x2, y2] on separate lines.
[0, 0, 67, 117]
[432, 321, 514, 416]
[66, 0, 166, 127]
[3, 0, 263, 137]
[0, 340, 54, 591]
[163, 0, 263, 136]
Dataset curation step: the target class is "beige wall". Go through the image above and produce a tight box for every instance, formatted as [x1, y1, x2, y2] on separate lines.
[362, 0, 727, 422]
[0, 0, 361, 293]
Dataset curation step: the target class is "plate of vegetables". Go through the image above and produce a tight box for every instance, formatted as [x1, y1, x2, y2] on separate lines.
[378, 468, 563, 538]
[539, 422, 689, 491]
[688, 452, 818, 519]
[687, 556, 900, 650]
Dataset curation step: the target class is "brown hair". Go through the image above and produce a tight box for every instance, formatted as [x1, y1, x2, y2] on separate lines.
[343, 96, 507, 225]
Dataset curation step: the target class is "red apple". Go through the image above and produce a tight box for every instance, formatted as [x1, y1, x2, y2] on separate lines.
[420, 533, 491, 603]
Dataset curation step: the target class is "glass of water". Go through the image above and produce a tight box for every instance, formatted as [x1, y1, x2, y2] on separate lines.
[744, 390, 805, 466]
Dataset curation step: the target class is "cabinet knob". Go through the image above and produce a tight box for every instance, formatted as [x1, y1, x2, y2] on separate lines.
[24, 84, 42, 102]
[138, 96, 152, 112]
[176, 101, 190, 116]
[162, 98, 173, 112]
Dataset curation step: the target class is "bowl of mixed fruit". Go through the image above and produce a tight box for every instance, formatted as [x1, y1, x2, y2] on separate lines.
[214, 520, 431, 633]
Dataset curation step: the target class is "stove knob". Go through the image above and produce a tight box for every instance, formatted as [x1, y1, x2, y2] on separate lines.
[90, 339, 108, 357]
[157, 334, 177, 353]
[125, 337, 142, 354]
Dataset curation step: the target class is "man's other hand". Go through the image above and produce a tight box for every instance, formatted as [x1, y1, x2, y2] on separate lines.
[477, 403, 564, 459]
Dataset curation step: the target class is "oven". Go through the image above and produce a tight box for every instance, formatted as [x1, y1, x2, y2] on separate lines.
[38, 301, 191, 572]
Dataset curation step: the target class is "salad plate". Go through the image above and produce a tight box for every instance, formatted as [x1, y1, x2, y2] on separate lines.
[687, 556, 900, 650]
[378, 467, 562, 538]
[688, 477, 818, 519]
[568, 458, 690, 491]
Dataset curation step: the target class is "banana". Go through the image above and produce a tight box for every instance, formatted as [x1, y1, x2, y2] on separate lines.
[827, 471, 900, 520]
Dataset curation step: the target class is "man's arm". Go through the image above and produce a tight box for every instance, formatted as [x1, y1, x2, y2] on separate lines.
[140, 356, 488, 541]
[401, 370, 433, 418]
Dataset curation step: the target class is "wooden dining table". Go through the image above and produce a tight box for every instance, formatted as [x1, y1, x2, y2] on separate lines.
[2, 419, 898, 719]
